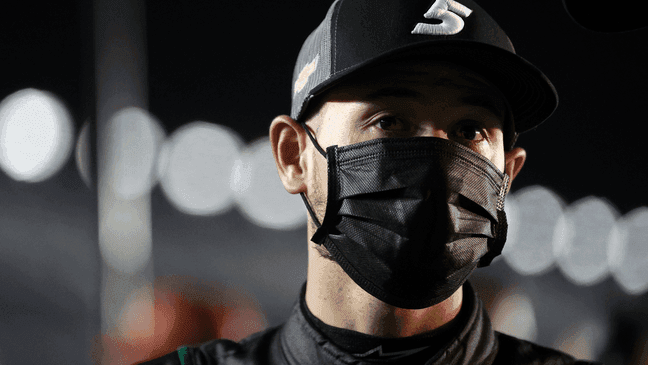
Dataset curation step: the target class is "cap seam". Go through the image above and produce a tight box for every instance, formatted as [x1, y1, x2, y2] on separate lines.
[331, 0, 342, 74]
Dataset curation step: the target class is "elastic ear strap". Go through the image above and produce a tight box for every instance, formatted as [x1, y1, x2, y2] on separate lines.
[298, 122, 326, 229]
[300, 122, 327, 157]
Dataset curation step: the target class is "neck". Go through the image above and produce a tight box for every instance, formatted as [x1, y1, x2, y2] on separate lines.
[305, 244, 463, 338]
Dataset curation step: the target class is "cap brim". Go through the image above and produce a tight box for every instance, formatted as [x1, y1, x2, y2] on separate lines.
[308, 40, 558, 134]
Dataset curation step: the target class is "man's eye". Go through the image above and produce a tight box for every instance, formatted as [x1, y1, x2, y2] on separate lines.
[376, 116, 406, 131]
[456, 123, 485, 142]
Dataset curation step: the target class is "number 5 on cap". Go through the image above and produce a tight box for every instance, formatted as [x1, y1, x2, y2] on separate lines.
[412, 0, 473, 36]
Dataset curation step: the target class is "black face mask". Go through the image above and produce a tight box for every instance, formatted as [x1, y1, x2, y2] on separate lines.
[301, 126, 509, 309]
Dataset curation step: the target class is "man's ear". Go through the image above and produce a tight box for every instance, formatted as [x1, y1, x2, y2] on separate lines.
[504, 147, 526, 191]
[269, 115, 308, 194]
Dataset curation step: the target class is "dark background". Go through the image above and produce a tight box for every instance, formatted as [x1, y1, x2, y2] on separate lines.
[0, 0, 646, 363]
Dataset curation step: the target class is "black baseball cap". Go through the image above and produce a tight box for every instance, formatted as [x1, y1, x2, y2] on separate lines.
[291, 0, 558, 134]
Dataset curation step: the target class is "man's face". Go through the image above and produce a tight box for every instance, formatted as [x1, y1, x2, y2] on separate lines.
[304, 59, 510, 215]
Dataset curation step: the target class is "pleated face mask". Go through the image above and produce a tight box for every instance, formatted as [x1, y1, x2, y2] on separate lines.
[301, 128, 509, 309]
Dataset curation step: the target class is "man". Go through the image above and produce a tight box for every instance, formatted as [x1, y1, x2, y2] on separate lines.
[141, 0, 600, 364]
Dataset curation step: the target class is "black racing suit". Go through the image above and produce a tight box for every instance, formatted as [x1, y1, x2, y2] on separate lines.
[138, 282, 600, 365]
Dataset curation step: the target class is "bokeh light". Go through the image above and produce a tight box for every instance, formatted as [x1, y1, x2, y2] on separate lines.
[158, 121, 242, 215]
[553, 319, 607, 361]
[75, 119, 92, 188]
[117, 285, 155, 341]
[555, 196, 617, 286]
[232, 137, 306, 230]
[503, 186, 564, 275]
[0, 88, 74, 182]
[609, 207, 648, 295]
[500, 194, 519, 259]
[490, 289, 538, 342]
[99, 201, 153, 274]
[104, 107, 165, 200]
[100, 276, 268, 364]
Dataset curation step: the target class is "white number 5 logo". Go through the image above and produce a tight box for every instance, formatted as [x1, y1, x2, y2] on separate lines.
[411, 0, 473, 36]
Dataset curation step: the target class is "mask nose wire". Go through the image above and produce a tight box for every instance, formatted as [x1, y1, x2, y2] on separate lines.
[299, 122, 326, 230]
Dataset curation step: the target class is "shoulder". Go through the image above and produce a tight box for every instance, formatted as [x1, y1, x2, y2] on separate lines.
[493, 332, 602, 365]
[134, 326, 282, 365]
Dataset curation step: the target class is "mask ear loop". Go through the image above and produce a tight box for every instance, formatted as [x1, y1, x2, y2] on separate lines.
[299, 122, 327, 229]
[300, 122, 327, 157]
[300, 193, 323, 229]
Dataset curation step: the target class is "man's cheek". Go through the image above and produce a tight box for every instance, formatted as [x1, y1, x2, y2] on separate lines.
[312, 159, 329, 213]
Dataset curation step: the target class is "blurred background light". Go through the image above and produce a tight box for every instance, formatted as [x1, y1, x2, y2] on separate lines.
[0, 88, 74, 182]
[503, 186, 564, 276]
[490, 289, 538, 342]
[553, 319, 608, 362]
[500, 194, 519, 262]
[98, 108, 159, 274]
[75, 119, 92, 188]
[117, 285, 155, 341]
[158, 121, 242, 215]
[555, 196, 617, 286]
[232, 137, 306, 230]
[104, 107, 165, 200]
[101, 275, 269, 364]
[99, 201, 153, 274]
[609, 207, 648, 295]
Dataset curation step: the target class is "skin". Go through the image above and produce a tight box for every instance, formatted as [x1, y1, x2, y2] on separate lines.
[269, 59, 526, 338]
